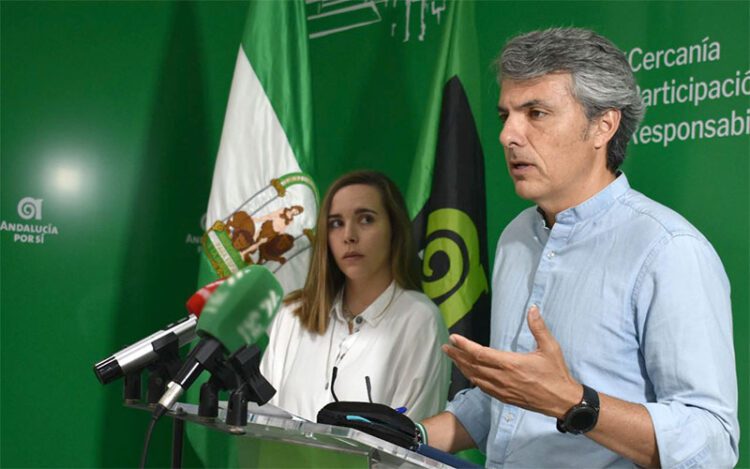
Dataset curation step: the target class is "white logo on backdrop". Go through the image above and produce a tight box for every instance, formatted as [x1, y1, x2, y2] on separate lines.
[184, 213, 206, 253]
[1, 196, 59, 244]
[17, 197, 43, 220]
[307, 0, 446, 42]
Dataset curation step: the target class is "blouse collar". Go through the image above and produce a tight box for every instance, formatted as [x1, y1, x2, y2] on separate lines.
[332, 280, 400, 327]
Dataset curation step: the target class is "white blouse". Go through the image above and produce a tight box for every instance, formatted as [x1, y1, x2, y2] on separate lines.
[259, 281, 451, 422]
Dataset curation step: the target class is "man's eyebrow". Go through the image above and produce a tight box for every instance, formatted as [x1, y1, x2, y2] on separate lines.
[498, 99, 550, 113]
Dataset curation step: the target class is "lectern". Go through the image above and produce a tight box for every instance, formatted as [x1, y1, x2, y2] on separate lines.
[127, 401, 453, 468]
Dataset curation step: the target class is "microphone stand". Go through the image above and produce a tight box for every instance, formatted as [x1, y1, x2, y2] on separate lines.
[196, 344, 276, 427]
[146, 334, 183, 404]
[124, 339, 277, 468]
[225, 344, 276, 427]
[198, 361, 239, 419]
[123, 371, 142, 404]
[121, 332, 185, 469]
[121, 333, 182, 404]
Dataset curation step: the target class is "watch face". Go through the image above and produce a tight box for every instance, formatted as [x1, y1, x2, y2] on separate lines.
[569, 406, 598, 433]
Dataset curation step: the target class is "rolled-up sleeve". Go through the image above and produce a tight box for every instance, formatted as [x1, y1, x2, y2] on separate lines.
[635, 233, 739, 468]
[445, 386, 492, 452]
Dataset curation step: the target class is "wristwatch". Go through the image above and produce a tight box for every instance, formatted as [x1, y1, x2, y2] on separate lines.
[556, 384, 600, 434]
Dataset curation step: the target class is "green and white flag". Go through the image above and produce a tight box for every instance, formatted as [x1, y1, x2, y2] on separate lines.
[190, 1, 317, 465]
[200, 0, 318, 294]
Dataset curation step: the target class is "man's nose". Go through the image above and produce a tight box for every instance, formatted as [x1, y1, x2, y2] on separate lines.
[499, 115, 524, 148]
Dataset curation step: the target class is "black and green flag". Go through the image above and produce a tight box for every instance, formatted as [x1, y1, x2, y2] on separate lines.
[410, 1, 490, 398]
[413, 75, 490, 398]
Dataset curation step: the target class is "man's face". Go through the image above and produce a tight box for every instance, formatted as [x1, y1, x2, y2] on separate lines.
[498, 73, 610, 215]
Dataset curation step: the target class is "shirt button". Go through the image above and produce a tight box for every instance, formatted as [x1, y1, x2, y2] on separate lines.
[504, 413, 514, 422]
[547, 251, 556, 258]
[355, 316, 363, 324]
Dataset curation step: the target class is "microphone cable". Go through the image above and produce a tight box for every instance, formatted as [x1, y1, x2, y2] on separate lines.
[330, 366, 340, 402]
[139, 414, 160, 469]
[365, 376, 373, 403]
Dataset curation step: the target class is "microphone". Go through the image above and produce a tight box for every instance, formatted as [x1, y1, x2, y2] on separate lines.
[154, 265, 282, 418]
[185, 278, 226, 316]
[93, 278, 225, 385]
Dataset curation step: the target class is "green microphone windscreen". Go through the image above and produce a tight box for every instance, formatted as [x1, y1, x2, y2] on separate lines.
[197, 265, 283, 353]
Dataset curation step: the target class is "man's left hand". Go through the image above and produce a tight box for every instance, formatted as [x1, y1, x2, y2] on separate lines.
[443, 305, 582, 418]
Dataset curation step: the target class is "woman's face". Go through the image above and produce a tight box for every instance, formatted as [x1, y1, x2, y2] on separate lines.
[327, 184, 392, 285]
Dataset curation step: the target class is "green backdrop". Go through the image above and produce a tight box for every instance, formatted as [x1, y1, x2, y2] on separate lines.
[1, 1, 747, 467]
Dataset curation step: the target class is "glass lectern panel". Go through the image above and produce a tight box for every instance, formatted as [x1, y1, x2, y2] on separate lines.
[128, 401, 452, 468]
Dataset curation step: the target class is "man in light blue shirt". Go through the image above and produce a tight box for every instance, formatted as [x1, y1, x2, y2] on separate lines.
[422, 28, 739, 468]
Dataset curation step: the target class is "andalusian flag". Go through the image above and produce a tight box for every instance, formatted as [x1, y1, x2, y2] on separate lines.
[189, 1, 317, 465]
[411, 1, 490, 398]
[199, 0, 319, 295]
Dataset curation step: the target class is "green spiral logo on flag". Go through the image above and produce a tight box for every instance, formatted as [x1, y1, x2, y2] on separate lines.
[422, 208, 488, 328]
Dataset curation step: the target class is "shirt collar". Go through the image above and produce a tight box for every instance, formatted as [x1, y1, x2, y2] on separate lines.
[537, 172, 630, 227]
[332, 281, 400, 327]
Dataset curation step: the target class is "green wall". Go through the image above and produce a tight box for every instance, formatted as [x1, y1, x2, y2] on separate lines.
[1, 2, 247, 466]
[1, 1, 747, 467]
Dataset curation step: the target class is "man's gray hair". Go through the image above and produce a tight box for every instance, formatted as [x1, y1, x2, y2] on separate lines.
[497, 28, 645, 171]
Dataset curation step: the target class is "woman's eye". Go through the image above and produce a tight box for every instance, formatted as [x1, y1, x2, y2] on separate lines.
[328, 219, 342, 229]
[360, 215, 374, 224]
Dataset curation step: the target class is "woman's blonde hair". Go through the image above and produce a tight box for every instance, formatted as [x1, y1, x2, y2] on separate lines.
[286, 170, 420, 334]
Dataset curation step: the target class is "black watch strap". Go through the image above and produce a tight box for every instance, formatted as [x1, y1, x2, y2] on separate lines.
[556, 384, 600, 434]
[581, 384, 599, 409]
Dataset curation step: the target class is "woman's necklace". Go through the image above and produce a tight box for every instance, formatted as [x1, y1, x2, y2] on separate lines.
[323, 285, 398, 392]
[341, 302, 356, 327]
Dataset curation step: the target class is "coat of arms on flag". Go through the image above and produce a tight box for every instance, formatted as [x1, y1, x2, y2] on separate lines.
[202, 172, 318, 280]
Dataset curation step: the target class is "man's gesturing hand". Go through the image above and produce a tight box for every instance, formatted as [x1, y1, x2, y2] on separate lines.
[442, 305, 582, 418]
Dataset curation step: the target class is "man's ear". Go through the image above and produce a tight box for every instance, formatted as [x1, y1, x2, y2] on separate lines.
[593, 109, 621, 150]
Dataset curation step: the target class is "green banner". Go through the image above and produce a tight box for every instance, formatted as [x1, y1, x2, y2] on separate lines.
[1, 1, 747, 467]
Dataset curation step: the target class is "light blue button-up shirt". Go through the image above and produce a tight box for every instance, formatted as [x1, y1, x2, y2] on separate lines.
[447, 174, 738, 468]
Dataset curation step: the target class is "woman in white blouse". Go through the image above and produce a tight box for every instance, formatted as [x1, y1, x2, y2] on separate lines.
[260, 170, 450, 422]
